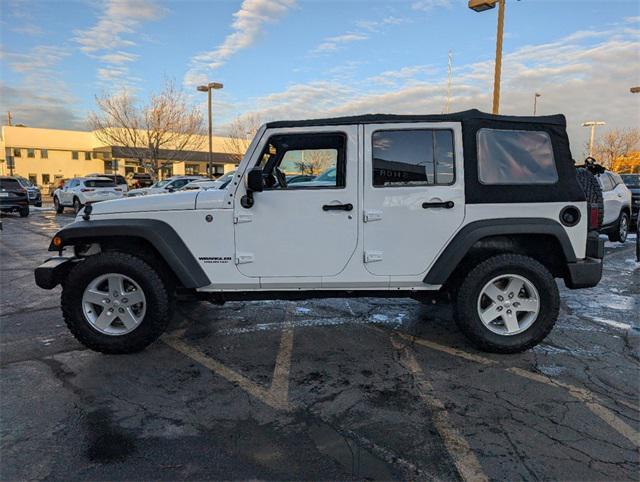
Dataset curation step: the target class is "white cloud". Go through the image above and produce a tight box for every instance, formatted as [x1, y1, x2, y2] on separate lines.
[185, 0, 296, 87]
[313, 33, 369, 53]
[411, 0, 452, 12]
[99, 51, 139, 64]
[74, 0, 164, 54]
[221, 27, 640, 154]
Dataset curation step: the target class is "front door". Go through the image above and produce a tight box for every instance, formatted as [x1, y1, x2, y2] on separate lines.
[362, 123, 465, 278]
[234, 127, 359, 279]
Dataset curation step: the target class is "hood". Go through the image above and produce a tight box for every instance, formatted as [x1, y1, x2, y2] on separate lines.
[89, 191, 200, 215]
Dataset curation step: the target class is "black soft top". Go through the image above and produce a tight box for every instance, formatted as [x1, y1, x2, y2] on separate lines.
[266, 109, 566, 129]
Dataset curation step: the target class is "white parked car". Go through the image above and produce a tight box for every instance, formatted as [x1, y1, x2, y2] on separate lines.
[37, 109, 604, 355]
[597, 171, 632, 242]
[127, 176, 207, 197]
[87, 173, 129, 193]
[53, 177, 123, 214]
[178, 179, 220, 191]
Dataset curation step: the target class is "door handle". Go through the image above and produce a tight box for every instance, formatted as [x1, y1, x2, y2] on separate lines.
[323, 203, 353, 211]
[422, 201, 454, 209]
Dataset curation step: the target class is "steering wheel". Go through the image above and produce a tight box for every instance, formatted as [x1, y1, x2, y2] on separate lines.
[274, 167, 288, 189]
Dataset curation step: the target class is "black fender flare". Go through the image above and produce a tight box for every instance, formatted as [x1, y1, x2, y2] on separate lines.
[423, 218, 577, 285]
[49, 219, 210, 289]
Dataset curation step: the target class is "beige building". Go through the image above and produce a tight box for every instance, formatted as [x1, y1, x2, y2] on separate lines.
[0, 125, 245, 189]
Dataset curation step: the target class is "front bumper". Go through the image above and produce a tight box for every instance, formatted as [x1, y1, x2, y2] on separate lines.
[34, 257, 76, 289]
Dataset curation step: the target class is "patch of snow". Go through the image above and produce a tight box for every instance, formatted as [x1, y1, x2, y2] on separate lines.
[587, 316, 632, 331]
[295, 307, 312, 314]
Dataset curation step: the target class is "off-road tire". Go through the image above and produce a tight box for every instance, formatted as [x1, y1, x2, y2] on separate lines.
[608, 211, 629, 243]
[61, 251, 172, 354]
[453, 254, 559, 354]
[54, 196, 64, 214]
[73, 197, 82, 214]
[19, 206, 29, 217]
[575, 167, 604, 228]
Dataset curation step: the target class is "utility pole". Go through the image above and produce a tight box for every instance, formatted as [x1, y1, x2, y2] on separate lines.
[468, 0, 507, 114]
[582, 121, 606, 158]
[7, 111, 12, 126]
[197, 82, 224, 178]
[533, 92, 541, 116]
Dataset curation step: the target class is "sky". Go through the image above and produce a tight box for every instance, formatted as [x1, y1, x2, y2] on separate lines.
[1, 0, 639, 154]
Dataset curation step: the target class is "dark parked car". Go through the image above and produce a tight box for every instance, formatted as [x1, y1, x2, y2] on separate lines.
[0, 177, 30, 217]
[15, 177, 42, 207]
[127, 173, 154, 189]
[621, 174, 640, 225]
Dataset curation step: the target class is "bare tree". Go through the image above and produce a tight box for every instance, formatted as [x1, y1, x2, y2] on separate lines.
[223, 114, 262, 163]
[89, 81, 205, 179]
[590, 127, 640, 169]
[293, 149, 335, 175]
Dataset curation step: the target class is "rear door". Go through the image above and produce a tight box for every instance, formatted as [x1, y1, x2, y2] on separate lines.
[599, 173, 618, 225]
[362, 123, 465, 277]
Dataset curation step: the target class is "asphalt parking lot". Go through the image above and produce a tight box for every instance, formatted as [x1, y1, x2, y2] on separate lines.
[1, 209, 638, 481]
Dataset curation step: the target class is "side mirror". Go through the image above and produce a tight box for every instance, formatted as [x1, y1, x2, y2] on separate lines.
[246, 167, 264, 193]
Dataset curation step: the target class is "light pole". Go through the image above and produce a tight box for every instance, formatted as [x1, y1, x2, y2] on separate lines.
[582, 121, 606, 158]
[197, 82, 224, 178]
[468, 0, 506, 114]
[533, 92, 541, 116]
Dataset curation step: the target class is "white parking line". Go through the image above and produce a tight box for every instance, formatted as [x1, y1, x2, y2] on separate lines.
[390, 335, 489, 482]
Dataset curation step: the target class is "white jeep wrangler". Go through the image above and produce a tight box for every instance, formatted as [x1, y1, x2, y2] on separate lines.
[35, 110, 604, 354]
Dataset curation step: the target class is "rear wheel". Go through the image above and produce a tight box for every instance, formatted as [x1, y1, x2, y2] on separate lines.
[54, 196, 64, 214]
[61, 251, 173, 354]
[454, 254, 559, 353]
[19, 206, 29, 217]
[608, 211, 629, 243]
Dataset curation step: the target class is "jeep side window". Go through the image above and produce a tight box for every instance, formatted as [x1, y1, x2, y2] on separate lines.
[256, 133, 346, 190]
[598, 174, 614, 191]
[477, 129, 558, 185]
[372, 129, 455, 187]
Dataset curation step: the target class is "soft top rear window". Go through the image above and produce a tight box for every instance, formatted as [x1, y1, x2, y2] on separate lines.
[84, 179, 116, 188]
[477, 129, 558, 185]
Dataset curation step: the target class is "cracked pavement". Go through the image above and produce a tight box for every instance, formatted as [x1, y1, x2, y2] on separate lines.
[1, 210, 638, 480]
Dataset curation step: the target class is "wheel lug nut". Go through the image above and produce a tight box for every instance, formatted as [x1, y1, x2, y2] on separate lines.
[497, 296, 504, 301]
[497, 306, 503, 311]
[104, 298, 110, 304]
[113, 292, 119, 297]
[118, 308, 125, 313]
[507, 309, 512, 314]
[121, 298, 128, 304]
[509, 292, 514, 299]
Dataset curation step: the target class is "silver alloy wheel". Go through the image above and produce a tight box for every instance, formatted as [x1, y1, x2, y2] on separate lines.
[476, 274, 540, 336]
[620, 214, 628, 241]
[82, 273, 146, 336]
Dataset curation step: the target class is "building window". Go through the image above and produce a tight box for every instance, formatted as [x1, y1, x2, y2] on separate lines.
[42, 174, 50, 185]
[477, 129, 558, 185]
[85, 152, 91, 160]
[27, 148, 35, 158]
[28, 174, 37, 185]
[13, 148, 21, 157]
[372, 129, 455, 187]
[72, 151, 79, 160]
[185, 163, 200, 175]
[40, 149, 48, 158]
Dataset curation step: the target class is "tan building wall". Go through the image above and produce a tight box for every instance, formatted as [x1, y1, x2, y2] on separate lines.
[0, 125, 247, 187]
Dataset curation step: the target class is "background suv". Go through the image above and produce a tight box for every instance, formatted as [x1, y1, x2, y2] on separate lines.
[0, 176, 30, 217]
[597, 170, 632, 242]
[620, 174, 639, 226]
[15, 177, 42, 207]
[53, 177, 123, 214]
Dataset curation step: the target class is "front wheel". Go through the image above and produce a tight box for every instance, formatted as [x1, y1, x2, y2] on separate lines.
[54, 196, 64, 214]
[61, 252, 173, 354]
[608, 211, 629, 243]
[454, 254, 559, 353]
